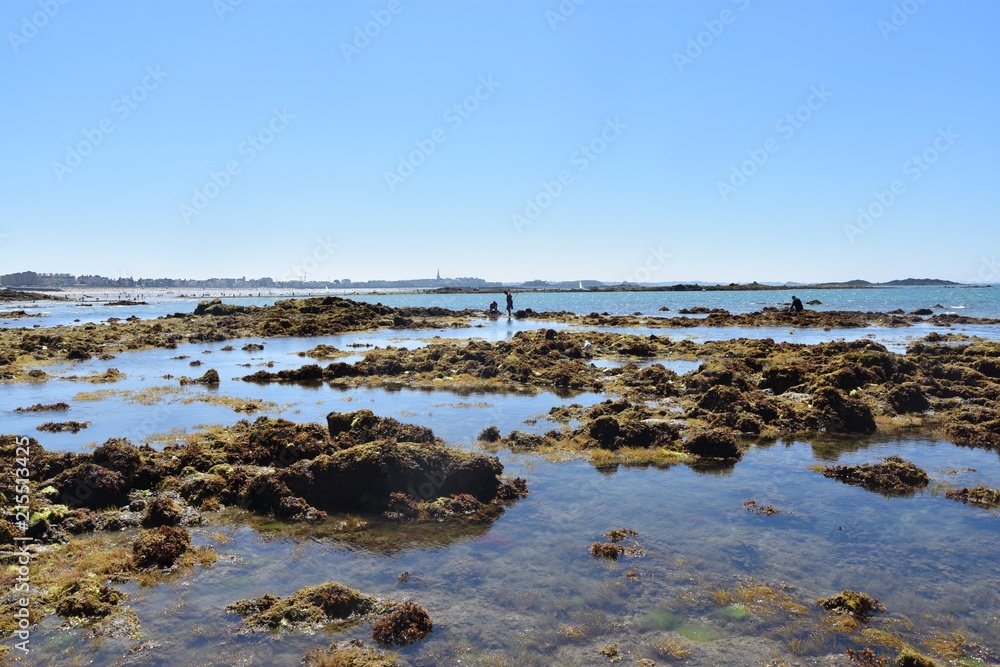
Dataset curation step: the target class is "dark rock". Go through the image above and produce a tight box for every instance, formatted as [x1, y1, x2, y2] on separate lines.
[281, 440, 503, 511]
[50, 463, 128, 509]
[683, 428, 741, 461]
[811, 386, 877, 433]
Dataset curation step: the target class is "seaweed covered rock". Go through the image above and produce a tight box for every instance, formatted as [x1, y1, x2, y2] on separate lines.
[179, 472, 228, 506]
[759, 364, 805, 395]
[141, 495, 183, 527]
[241, 417, 333, 466]
[591, 415, 678, 450]
[243, 364, 324, 384]
[132, 526, 191, 568]
[372, 601, 433, 647]
[945, 422, 1000, 451]
[821, 456, 929, 496]
[811, 386, 877, 434]
[477, 425, 501, 442]
[327, 409, 438, 447]
[945, 485, 1000, 509]
[504, 430, 546, 451]
[683, 428, 741, 462]
[239, 471, 326, 522]
[817, 590, 884, 621]
[227, 581, 395, 631]
[193, 299, 248, 316]
[179, 368, 220, 385]
[886, 382, 930, 414]
[92, 438, 144, 481]
[50, 463, 128, 509]
[55, 581, 126, 619]
[281, 441, 503, 511]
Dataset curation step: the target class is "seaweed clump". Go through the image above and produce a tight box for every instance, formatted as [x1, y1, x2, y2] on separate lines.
[14, 402, 70, 412]
[944, 485, 1000, 509]
[817, 590, 885, 621]
[821, 456, 929, 496]
[227, 581, 395, 632]
[37, 420, 90, 433]
[303, 641, 399, 667]
[371, 601, 433, 647]
[589, 527, 642, 561]
[132, 526, 191, 569]
[141, 495, 184, 527]
[54, 581, 127, 619]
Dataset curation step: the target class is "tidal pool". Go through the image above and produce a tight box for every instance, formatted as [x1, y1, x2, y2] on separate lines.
[12, 431, 999, 666]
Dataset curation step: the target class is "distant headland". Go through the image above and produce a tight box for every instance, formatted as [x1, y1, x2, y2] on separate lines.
[0, 271, 977, 296]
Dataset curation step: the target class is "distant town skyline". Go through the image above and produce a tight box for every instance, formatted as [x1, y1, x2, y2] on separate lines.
[2, 1, 998, 284]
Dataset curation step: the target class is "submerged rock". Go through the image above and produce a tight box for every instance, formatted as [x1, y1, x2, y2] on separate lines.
[303, 642, 399, 667]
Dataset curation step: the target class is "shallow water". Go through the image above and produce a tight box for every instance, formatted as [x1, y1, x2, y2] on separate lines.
[4, 284, 1000, 328]
[13, 432, 1000, 666]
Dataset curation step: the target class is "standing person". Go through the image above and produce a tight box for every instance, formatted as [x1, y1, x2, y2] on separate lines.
[504, 290, 514, 316]
[789, 295, 803, 313]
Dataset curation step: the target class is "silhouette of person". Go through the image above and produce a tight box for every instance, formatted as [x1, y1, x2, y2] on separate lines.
[789, 295, 804, 313]
[504, 291, 514, 316]
[488, 300, 499, 315]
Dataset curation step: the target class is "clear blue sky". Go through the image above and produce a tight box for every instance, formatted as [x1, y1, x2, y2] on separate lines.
[2, 0, 998, 283]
